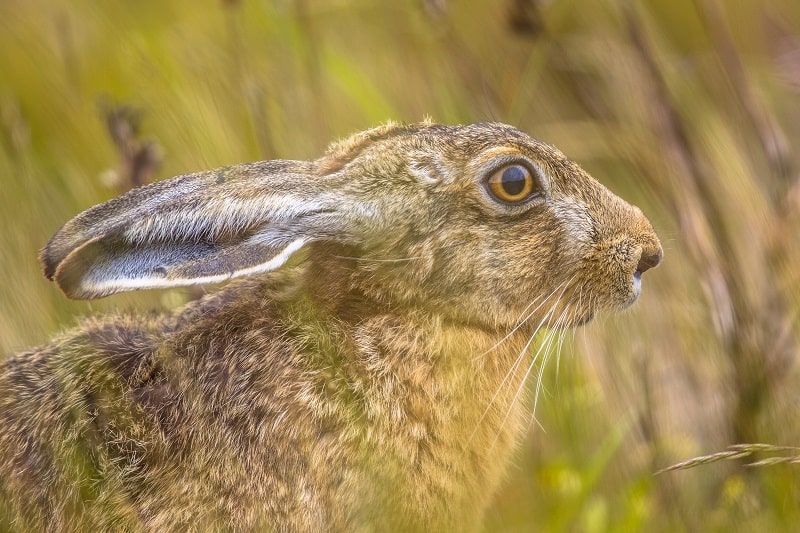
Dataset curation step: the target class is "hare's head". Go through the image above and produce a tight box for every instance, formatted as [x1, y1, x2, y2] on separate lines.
[41, 122, 661, 332]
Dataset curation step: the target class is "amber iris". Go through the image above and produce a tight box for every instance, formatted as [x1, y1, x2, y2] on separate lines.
[488, 164, 536, 203]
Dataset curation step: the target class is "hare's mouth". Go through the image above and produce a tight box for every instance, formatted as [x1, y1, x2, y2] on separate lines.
[623, 270, 643, 308]
[632, 270, 643, 295]
[606, 270, 645, 312]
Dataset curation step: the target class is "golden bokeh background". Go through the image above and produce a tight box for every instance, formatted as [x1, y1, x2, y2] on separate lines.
[1, 0, 799, 530]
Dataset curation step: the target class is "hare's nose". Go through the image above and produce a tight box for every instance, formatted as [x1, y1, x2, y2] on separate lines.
[636, 246, 663, 275]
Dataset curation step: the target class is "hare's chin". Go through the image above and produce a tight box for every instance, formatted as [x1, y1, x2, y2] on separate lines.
[572, 312, 595, 327]
[611, 273, 643, 312]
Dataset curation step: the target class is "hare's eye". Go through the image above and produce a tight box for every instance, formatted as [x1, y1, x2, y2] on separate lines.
[487, 164, 538, 203]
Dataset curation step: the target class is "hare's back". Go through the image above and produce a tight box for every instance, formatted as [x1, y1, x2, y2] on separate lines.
[0, 317, 166, 530]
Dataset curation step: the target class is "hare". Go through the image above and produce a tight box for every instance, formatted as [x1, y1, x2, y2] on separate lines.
[0, 121, 661, 531]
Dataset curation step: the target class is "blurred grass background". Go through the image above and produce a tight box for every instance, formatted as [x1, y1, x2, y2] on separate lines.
[1, 0, 799, 530]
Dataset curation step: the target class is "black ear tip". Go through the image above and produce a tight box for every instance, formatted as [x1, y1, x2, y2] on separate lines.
[40, 223, 73, 281]
[39, 244, 59, 281]
[45, 238, 106, 299]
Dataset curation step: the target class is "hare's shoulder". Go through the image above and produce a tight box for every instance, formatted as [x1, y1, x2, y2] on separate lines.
[1, 313, 165, 393]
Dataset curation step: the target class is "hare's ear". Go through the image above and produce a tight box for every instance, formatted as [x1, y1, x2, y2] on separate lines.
[40, 161, 353, 299]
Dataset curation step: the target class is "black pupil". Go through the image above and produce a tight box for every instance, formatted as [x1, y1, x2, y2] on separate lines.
[501, 166, 527, 196]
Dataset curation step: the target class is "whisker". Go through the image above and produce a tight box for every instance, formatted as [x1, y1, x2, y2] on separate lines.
[475, 279, 572, 360]
[484, 280, 574, 451]
[468, 323, 539, 444]
[532, 305, 570, 416]
[488, 304, 560, 451]
[466, 279, 574, 445]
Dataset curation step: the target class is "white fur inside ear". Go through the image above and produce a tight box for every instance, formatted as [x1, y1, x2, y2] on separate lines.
[122, 197, 327, 245]
[80, 237, 307, 296]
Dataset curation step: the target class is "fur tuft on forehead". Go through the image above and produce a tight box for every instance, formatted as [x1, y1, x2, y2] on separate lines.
[318, 121, 430, 175]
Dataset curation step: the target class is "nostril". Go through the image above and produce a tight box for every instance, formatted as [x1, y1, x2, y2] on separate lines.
[636, 246, 663, 275]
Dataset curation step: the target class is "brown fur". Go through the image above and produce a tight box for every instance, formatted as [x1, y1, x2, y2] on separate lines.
[0, 122, 661, 531]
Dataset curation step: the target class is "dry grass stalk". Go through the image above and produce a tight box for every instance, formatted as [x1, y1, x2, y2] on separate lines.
[656, 444, 800, 474]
